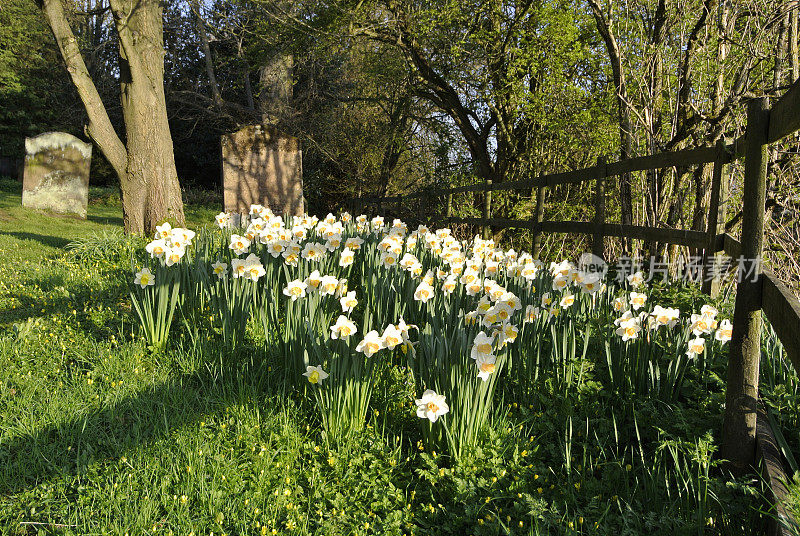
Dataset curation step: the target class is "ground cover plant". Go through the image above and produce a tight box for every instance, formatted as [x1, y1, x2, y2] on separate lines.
[0, 176, 795, 535]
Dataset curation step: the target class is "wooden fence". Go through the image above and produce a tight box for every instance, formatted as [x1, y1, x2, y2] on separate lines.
[347, 78, 800, 533]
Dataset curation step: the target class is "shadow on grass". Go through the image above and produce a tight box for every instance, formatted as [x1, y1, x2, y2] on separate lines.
[0, 341, 289, 495]
[0, 231, 71, 250]
[87, 213, 124, 227]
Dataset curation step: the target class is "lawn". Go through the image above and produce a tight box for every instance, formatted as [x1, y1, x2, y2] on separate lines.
[0, 175, 787, 535]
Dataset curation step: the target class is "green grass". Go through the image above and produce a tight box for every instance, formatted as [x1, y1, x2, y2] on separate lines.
[0, 176, 781, 535]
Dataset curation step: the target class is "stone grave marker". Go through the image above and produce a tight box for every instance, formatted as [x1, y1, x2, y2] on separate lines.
[221, 125, 304, 218]
[22, 132, 92, 218]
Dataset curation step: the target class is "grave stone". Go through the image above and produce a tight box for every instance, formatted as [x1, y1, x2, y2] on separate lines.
[22, 132, 92, 218]
[221, 125, 304, 218]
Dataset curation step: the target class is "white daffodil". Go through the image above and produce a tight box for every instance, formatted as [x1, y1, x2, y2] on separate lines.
[415, 390, 449, 423]
[283, 279, 308, 301]
[559, 293, 575, 308]
[215, 212, 231, 228]
[145, 239, 167, 260]
[524, 305, 540, 323]
[471, 331, 495, 360]
[475, 354, 497, 382]
[319, 275, 339, 296]
[243, 253, 265, 282]
[339, 247, 355, 267]
[629, 292, 647, 310]
[627, 271, 645, 287]
[615, 316, 641, 341]
[613, 297, 627, 312]
[686, 336, 706, 359]
[229, 234, 251, 255]
[690, 313, 714, 336]
[381, 324, 404, 350]
[701, 304, 719, 318]
[134, 268, 155, 288]
[211, 261, 228, 279]
[340, 290, 358, 313]
[330, 315, 357, 340]
[414, 281, 434, 303]
[356, 330, 384, 357]
[715, 319, 732, 344]
[303, 365, 329, 384]
[306, 270, 322, 290]
[231, 258, 247, 278]
[164, 245, 185, 267]
[155, 222, 172, 240]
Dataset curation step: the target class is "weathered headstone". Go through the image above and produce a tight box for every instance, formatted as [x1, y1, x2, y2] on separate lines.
[22, 132, 92, 218]
[221, 125, 304, 217]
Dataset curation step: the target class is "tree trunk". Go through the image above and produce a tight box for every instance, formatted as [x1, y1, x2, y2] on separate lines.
[38, 0, 184, 235]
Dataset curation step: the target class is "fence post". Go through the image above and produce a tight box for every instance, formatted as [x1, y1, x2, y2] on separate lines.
[446, 192, 453, 220]
[722, 97, 770, 473]
[592, 158, 607, 261]
[531, 179, 545, 258]
[482, 181, 492, 240]
[702, 140, 730, 297]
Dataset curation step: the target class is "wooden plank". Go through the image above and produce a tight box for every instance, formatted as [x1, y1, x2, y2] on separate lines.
[540, 220, 595, 234]
[723, 233, 742, 258]
[723, 97, 771, 471]
[602, 224, 707, 247]
[756, 402, 799, 536]
[605, 145, 719, 176]
[703, 141, 730, 297]
[482, 181, 492, 240]
[768, 77, 800, 143]
[443, 216, 539, 231]
[592, 158, 607, 260]
[762, 270, 800, 373]
[542, 166, 602, 187]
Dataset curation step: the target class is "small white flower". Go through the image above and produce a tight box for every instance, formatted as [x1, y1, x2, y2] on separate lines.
[211, 261, 228, 279]
[414, 281, 434, 303]
[229, 234, 251, 255]
[715, 319, 732, 344]
[340, 290, 358, 313]
[356, 330, 384, 357]
[475, 354, 497, 382]
[303, 365, 329, 384]
[415, 390, 449, 423]
[283, 279, 308, 301]
[686, 336, 706, 358]
[330, 315, 358, 339]
[134, 268, 155, 288]
[471, 331, 495, 360]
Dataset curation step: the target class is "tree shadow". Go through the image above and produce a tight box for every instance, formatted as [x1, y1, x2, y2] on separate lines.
[0, 341, 286, 496]
[87, 213, 124, 227]
[0, 231, 71, 250]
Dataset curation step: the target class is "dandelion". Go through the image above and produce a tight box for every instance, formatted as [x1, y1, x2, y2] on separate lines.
[415, 390, 449, 422]
[303, 365, 329, 384]
[330, 315, 357, 339]
[414, 281, 434, 303]
[283, 280, 308, 301]
[715, 319, 732, 344]
[134, 268, 155, 289]
[356, 331, 384, 357]
[211, 261, 228, 279]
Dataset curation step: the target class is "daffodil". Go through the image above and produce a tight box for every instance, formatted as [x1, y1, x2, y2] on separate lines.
[211, 261, 228, 279]
[415, 390, 449, 422]
[629, 292, 647, 310]
[471, 331, 495, 360]
[714, 319, 732, 344]
[134, 268, 155, 288]
[414, 281, 434, 303]
[319, 275, 339, 296]
[381, 324, 403, 350]
[339, 247, 355, 267]
[356, 330, 384, 357]
[145, 239, 167, 260]
[686, 336, 706, 358]
[475, 354, 497, 381]
[330, 315, 358, 339]
[243, 254, 265, 282]
[340, 291, 358, 313]
[283, 280, 308, 301]
[229, 234, 251, 255]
